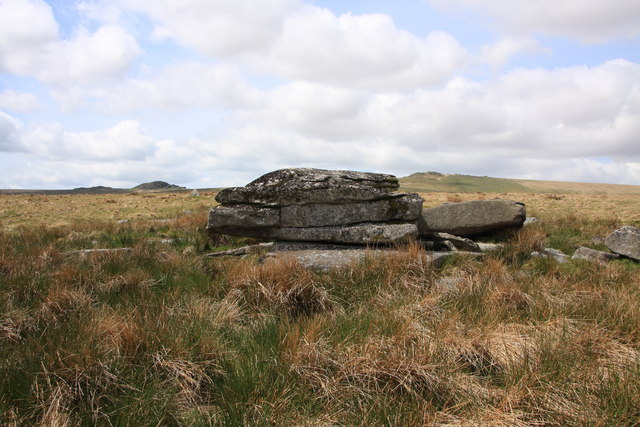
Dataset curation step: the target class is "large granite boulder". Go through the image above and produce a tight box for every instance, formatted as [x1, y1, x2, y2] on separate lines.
[605, 226, 640, 261]
[208, 168, 422, 245]
[208, 193, 422, 230]
[216, 168, 399, 206]
[418, 199, 526, 237]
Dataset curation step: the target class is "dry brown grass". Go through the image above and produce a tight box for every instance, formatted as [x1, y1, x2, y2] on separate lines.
[2, 190, 639, 233]
[223, 256, 337, 317]
[2, 188, 640, 425]
[0, 192, 215, 231]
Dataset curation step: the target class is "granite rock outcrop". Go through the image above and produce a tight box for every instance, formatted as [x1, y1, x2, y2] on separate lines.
[207, 168, 422, 245]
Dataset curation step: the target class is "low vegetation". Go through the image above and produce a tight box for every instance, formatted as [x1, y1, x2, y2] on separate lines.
[1, 191, 639, 425]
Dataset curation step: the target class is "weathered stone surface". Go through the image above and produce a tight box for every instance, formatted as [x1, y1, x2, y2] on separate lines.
[209, 194, 421, 233]
[65, 248, 132, 257]
[572, 247, 620, 263]
[266, 249, 483, 272]
[422, 232, 482, 252]
[477, 242, 504, 252]
[244, 223, 418, 245]
[531, 248, 569, 263]
[205, 242, 274, 257]
[271, 242, 359, 251]
[265, 249, 376, 272]
[208, 205, 279, 230]
[605, 226, 640, 261]
[418, 199, 526, 237]
[280, 193, 422, 227]
[216, 168, 399, 206]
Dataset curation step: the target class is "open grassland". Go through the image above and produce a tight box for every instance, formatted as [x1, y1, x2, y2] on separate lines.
[0, 192, 217, 231]
[1, 191, 640, 425]
[2, 191, 639, 232]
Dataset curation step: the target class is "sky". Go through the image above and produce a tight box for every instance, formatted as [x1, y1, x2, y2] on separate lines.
[1, 0, 639, 189]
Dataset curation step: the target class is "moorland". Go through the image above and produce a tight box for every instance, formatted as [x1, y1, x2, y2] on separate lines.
[1, 174, 639, 425]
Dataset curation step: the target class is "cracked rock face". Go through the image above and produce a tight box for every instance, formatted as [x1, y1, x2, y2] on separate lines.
[208, 168, 421, 245]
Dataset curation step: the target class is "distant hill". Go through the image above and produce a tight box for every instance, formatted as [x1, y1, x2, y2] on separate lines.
[71, 186, 130, 194]
[133, 181, 186, 191]
[0, 186, 131, 195]
[2, 174, 639, 196]
[399, 172, 640, 195]
[0, 181, 187, 195]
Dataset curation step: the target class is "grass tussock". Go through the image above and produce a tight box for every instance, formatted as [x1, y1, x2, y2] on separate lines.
[224, 256, 337, 317]
[1, 195, 640, 425]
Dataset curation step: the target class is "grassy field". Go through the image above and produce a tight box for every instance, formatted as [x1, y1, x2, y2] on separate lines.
[1, 190, 640, 425]
[0, 192, 217, 231]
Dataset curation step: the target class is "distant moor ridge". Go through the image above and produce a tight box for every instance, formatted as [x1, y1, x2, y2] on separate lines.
[400, 172, 530, 194]
[399, 172, 640, 195]
[0, 174, 639, 195]
[0, 181, 187, 195]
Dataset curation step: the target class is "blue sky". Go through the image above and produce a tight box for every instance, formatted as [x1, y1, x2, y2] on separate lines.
[1, 0, 639, 188]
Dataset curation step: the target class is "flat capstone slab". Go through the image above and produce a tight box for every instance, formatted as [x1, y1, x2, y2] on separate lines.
[215, 168, 399, 206]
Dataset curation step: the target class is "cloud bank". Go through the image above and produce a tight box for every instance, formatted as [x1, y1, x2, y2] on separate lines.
[0, 0, 639, 188]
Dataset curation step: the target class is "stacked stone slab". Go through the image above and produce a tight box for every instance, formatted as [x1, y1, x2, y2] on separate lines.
[207, 168, 423, 245]
[418, 199, 526, 237]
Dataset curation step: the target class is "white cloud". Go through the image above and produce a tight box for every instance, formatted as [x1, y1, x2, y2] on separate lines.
[121, 0, 298, 55]
[0, 0, 59, 73]
[77, 1, 123, 25]
[47, 25, 140, 86]
[430, 0, 640, 43]
[263, 7, 468, 90]
[252, 82, 369, 140]
[0, 110, 25, 151]
[122, 1, 468, 90]
[93, 62, 262, 112]
[2, 1, 639, 188]
[0, 90, 41, 113]
[23, 120, 157, 161]
[480, 37, 548, 67]
[0, 153, 198, 189]
[220, 59, 640, 184]
[4, 57, 639, 186]
[0, 0, 140, 87]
